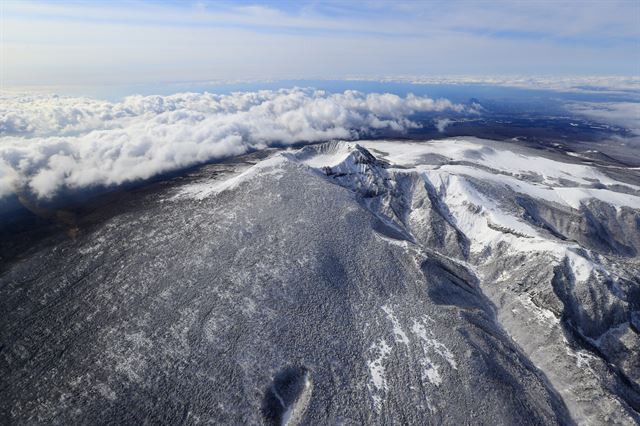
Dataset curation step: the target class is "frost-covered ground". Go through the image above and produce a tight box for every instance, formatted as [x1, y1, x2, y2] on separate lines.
[1, 138, 639, 424]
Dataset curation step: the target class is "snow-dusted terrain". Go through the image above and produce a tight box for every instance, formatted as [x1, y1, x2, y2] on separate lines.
[1, 138, 639, 424]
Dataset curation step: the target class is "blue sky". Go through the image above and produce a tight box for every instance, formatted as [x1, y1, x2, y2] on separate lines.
[1, 0, 639, 88]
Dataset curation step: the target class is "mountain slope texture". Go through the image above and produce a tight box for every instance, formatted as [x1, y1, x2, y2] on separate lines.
[1, 138, 639, 425]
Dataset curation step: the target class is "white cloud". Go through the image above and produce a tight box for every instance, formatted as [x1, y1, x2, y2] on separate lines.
[0, 89, 468, 200]
[352, 75, 640, 94]
[566, 102, 640, 132]
[435, 118, 453, 133]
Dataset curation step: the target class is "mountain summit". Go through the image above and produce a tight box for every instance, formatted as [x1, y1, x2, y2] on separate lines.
[1, 138, 639, 424]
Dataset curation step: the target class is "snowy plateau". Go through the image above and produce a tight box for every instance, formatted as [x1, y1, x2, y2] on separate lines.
[1, 138, 640, 425]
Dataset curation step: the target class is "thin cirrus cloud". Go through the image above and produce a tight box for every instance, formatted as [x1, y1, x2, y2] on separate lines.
[1, 0, 639, 87]
[0, 89, 470, 200]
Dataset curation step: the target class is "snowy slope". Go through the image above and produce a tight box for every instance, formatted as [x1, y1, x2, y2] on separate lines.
[286, 138, 640, 424]
[1, 138, 639, 425]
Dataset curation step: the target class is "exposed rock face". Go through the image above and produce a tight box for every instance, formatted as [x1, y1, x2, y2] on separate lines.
[1, 138, 638, 424]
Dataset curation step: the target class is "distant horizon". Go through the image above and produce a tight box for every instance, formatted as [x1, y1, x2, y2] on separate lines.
[3, 74, 639, 101]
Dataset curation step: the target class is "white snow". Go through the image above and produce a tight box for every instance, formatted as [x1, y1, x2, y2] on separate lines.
[291, 138, 640, 210]
[553, 186, 640, 210]
[297, 144, 355, 168]
[566, 250, 595, 283]
[411, 319, 458, 371]
[361, 138, 634, 187]
[173, 155, 286, 200]
[367, 339, 392, 410]
[382, 305, 410, 347]
[368, 339, 392, 391]
[356, 138, 640, 209]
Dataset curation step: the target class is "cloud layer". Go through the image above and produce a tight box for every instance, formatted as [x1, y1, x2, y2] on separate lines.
[0, 89, 467, 200]
[567, 102, 640, 134]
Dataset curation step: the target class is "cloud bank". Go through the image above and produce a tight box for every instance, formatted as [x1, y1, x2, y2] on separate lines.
[566, 102, 640, 134]
[365, 76, 640, 95]
[0, 89, 468, 200]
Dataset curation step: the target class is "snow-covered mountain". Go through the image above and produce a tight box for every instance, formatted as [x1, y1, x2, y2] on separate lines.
[1, 138, 639, 424]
